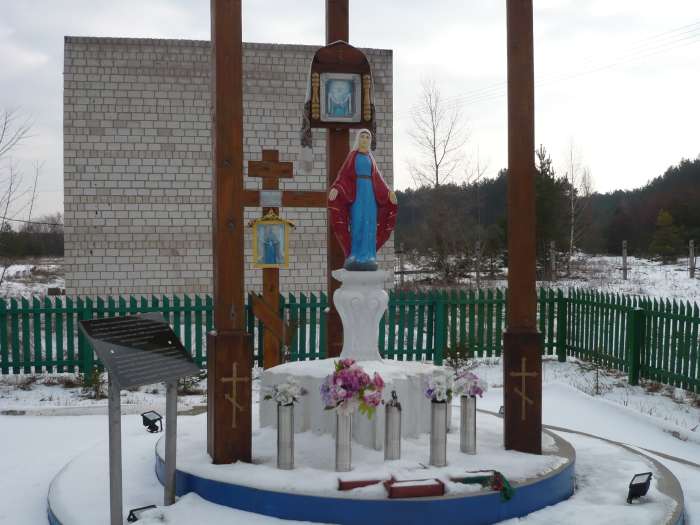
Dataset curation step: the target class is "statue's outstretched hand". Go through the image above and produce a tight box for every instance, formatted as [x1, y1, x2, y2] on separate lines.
[329, 188, 338, 201]
[389, 191, 397, 205]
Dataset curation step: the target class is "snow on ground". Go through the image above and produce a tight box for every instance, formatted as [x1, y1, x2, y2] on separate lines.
[1, 358, 699, 524]
[401, 254, 700, 304]
[552, 254, 700, 304]
[0, 257, 64, 298]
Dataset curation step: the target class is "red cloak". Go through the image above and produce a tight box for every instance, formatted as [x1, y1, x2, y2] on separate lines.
[328, 150, 398, 257]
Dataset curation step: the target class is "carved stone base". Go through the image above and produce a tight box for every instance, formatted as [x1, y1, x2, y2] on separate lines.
[331, 269, 389, 361]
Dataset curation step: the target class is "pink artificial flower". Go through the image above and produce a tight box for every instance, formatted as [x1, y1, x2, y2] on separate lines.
[372, 372, 385, 390]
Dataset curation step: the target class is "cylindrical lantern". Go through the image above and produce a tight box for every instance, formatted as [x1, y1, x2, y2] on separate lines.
[460, 395, 477, 454]
[336, 413, 352, 472]
[277, 403, 294, 470]
[384, 391, 402, 460]
[430, 401, 448, 467]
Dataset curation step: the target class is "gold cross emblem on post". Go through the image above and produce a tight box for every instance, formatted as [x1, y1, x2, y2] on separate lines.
[510, 357, 537, 421]
[220, 362, 249, 429]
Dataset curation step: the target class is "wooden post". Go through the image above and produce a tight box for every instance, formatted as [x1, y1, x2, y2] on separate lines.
[549, 241, 556, 282]
[398, 243, 405, 287]
[690, 240, 695, 279]
[503, 0, 542, 455]
[622, 240, 628, 281]
[207, 0, 252, 465]
[325, 0, 350, 358]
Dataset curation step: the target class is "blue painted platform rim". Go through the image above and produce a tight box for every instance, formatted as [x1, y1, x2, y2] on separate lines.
[155, 428, 576, 525]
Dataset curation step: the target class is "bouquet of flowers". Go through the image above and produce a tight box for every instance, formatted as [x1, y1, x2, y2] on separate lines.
[320, 359, 385, 418]
[424, 369, 454, 403]
[453, 368, 488, 398]
[264, 377, 307, 406]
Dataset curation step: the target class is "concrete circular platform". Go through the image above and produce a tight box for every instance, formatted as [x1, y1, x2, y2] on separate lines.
[153, 425, 575, 525]
[46, 412, 687, 525]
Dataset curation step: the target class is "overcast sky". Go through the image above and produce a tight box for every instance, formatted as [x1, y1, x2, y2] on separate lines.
[1, 0, 699, 219]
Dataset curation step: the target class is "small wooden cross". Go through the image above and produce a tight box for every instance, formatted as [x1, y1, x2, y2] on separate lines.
[220, 362, 250, 429]
[509, 357, 537, 421]
[245, 149, 328, 369]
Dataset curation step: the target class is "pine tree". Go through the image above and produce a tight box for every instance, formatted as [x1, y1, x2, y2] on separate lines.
[649, 209, 682, 263]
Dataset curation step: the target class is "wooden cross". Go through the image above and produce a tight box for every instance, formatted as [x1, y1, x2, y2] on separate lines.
[220, 362, 250, 429]
[509, 357, 537, 421]
[246, 149, 327, 369]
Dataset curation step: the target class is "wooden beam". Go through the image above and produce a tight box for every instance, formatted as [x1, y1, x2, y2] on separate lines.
[325, 0, 349, 359]
[503, 0, 542, 455]
[208, 0, 252, 465]
[250, 293, 290, 345]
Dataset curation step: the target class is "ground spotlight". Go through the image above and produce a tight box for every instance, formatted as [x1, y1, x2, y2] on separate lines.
[127, 504, 158, 522]
[141, 410, 163, 433]
[627, 472, 652, 504]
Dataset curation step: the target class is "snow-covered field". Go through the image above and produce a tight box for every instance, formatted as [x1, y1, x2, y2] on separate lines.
[553, 254, 700, 304]
[0, 258, 64, 298]
[401, 254, 700, 304]
[1, 358, 698, 524]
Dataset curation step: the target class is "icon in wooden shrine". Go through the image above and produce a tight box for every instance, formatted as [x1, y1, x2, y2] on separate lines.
[301, 41, 377, 156]
[250, 211, 295, 269]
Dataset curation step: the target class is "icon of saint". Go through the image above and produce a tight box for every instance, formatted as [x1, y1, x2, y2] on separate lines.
[327, 80, 352, 118]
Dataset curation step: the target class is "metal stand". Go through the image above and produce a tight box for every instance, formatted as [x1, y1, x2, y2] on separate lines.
[164, 379, 178, 504]
[108, 375, 123, 525]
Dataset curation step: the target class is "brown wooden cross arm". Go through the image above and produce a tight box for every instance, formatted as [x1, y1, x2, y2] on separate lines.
[245, 149, 327, 208]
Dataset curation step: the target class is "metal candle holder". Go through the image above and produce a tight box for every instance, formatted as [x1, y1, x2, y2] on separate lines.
[335, 413, 352, 472]
[277, 403, 295, 470]
[430, 401, 448, 467]
[384, 390, 402, 460]
[460, 395, 477, 454]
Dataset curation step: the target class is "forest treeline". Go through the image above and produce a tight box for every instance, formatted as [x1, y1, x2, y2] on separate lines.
[395, 155, 700, 270]
[0, 213, 64, 258]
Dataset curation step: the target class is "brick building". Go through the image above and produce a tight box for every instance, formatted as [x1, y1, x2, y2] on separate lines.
[63, 37, 394, 296]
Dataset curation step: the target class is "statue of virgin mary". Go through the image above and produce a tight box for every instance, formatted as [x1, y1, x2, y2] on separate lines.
[328, 129, 398, 271]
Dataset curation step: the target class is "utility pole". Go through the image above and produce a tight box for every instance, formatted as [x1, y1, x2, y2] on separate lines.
[690, 240, 696, 279]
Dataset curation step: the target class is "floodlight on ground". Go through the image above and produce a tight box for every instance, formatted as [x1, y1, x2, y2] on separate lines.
[127, 505, 157, 522]
[141, 411, 163, 433]
[627, 472, 652, 504]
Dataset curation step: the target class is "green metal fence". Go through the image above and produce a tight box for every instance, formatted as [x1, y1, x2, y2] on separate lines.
[1, 289, 698, 393]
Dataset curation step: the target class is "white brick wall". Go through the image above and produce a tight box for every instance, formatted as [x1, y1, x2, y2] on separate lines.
[63, 37, 394, 296]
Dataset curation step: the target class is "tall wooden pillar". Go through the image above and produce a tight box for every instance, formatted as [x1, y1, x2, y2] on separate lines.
[207, 0, 252, 464]
[325, 0, 349, 358]
[503, 0, 542, 455]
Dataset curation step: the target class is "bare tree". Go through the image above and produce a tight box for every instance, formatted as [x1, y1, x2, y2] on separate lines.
[565, 141, 593, 274]
[464, 148, 489, 287]
[0, 109, 36, 287]
[407, 79, 468, 187]
[0, 109, 31, 160]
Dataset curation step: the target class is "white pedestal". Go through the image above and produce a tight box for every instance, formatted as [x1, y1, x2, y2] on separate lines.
[260, 359, 436, 450]
[332, 269, 389, 361]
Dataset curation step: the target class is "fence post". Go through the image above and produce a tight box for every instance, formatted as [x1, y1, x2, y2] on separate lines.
[628, 307, 645, 385]
[690, 240, 696, 279]
[622, 240, 628, 280]
[556, 289, 567, 362]
[433, 292, 447, 366]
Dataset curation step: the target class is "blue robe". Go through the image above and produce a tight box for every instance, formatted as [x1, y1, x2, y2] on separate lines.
[348, 153, 377, 267]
